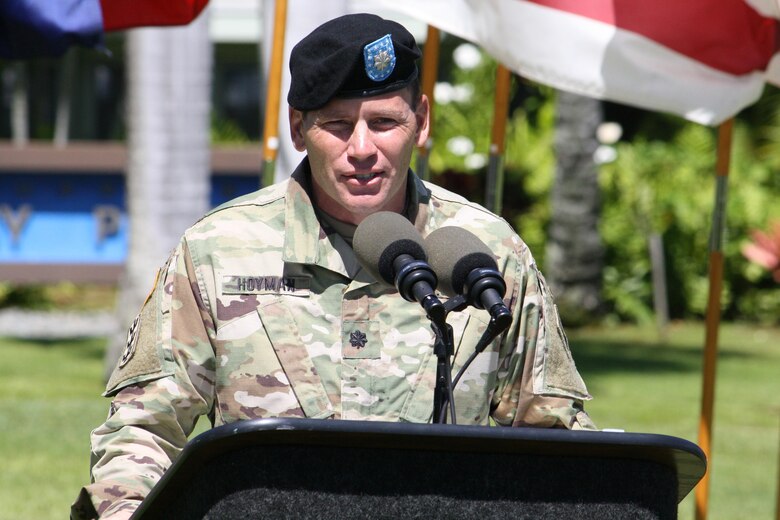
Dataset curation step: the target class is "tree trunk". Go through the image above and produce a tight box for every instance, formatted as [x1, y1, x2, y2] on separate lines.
[545, 90, 604, 325]
[104, 14, 213, 379]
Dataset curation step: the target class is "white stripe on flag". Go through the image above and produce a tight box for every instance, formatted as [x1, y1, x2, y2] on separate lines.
[744, 0, 780, 18]
[375, 0, 775, 125]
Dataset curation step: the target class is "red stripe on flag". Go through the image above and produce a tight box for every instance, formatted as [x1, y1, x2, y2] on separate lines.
[100, 0, 208, 31]
[526, 0, 777, 75]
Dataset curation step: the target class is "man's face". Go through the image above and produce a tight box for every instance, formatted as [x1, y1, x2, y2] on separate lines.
[289, 89, 429, 225]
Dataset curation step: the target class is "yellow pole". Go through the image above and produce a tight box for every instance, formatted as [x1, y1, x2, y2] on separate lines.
[776, 415, 780, 520]
[416, 25, 440, 181]
[485, 64, 512, 214]
[261, 0, 288, 188]
[695, 117, 734, 520]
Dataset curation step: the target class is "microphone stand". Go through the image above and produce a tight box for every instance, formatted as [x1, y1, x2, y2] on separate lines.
[431, 319, 455, 424]
[430, 296, 468, 424]
[393, 256, 457, 424]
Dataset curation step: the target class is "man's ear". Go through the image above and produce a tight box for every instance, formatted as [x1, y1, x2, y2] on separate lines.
[289, 107, 307, 152]
[414, 94, 431, 148]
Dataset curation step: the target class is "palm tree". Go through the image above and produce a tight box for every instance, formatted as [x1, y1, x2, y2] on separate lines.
[545, 90, 604, 324]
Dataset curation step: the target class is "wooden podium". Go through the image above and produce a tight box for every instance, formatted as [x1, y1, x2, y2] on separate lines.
[132, 418, 706, 520]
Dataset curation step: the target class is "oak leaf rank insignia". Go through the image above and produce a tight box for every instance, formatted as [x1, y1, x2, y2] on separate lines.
[349, 330, 368, 349]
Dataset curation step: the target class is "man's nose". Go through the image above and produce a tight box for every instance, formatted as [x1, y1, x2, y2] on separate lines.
[347, 122, 377, 160]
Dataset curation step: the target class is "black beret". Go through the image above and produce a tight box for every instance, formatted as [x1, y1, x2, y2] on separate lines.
[287, 13, 421, 111]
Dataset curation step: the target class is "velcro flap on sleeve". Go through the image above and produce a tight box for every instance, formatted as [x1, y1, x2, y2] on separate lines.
[104, 281, 173, 396]
[536, 277, 591, 401]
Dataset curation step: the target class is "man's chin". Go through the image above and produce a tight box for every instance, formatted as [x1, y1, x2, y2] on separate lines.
[343, 201, 398, 224]
[344, 195, 386, 213]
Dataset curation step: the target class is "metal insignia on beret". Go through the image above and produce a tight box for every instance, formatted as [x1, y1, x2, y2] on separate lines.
[363, 34, 396, 82]
[119, 314, 140, 368]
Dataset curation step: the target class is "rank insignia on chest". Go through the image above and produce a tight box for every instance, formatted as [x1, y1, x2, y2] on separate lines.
[363, 34, 396, 82]
[342, 321, 379, 359]
[349, 330, 368, 349]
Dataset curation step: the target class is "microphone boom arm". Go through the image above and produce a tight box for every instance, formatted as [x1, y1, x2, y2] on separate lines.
[452, 308, 512, 389]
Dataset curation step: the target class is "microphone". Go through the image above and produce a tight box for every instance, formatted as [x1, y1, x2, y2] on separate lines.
[353, 211, 445, 323]
[424, 226, 512, 330]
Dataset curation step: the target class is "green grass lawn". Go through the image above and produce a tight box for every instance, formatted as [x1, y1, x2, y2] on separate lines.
[570, 321, 780, 520]
[0, 321, 778, 519]
[0, 337, 108, 520]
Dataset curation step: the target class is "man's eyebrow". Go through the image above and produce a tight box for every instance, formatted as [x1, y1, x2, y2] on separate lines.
[372, 109, 406, 118]
[366, 107, 410, 120]
[313, 109, 352, 120]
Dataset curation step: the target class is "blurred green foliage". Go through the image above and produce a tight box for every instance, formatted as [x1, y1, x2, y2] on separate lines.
[211, 113, 251, 144]
[427, 37, 780, 324]
[0, 282, 116, 311]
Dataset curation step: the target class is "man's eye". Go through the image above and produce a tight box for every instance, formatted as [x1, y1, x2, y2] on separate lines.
[322, 120, 351, 131]
[372, 118, 397, 129]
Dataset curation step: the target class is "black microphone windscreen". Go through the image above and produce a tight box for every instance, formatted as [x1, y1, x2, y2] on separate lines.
[425, 227, 498, 296]
[354, 211, 427, 285]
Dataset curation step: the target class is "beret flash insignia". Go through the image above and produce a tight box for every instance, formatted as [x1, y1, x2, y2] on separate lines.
[363, 34, 396, 82]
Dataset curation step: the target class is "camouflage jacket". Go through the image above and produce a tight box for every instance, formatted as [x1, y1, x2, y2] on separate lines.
[72, 160, 594, 519]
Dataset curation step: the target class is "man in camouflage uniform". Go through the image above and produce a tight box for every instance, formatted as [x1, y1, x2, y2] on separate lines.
[72, 13, 595, 520]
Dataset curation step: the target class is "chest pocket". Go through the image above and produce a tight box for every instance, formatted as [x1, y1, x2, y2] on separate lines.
[256, 297, 334, 419]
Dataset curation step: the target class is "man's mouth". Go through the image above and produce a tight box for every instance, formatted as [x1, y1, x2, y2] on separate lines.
[352, 172, 380, 181]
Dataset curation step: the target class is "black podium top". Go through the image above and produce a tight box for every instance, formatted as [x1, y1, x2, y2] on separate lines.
[133, 418, 706, 520]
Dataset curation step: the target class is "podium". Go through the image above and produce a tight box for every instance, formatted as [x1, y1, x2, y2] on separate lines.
[131, 418, 706, 519]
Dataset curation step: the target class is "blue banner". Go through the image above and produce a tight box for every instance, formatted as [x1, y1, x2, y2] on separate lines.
[0, 172, 259, 264]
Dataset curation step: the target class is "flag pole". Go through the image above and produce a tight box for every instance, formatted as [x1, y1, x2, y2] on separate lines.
[261, 0, 288, 188]
[416, 25, 440, 181]
[776, 415, 780, 520]
[485, 64, 512, 214]
[695, 117, 734, 520]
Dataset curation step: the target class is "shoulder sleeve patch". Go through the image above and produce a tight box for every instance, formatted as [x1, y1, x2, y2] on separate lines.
[104, 278, 171, 396]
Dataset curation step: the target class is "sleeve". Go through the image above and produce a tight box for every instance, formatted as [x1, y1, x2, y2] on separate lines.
[70, 238, 217, 519]
[490, 240, 597, 430]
